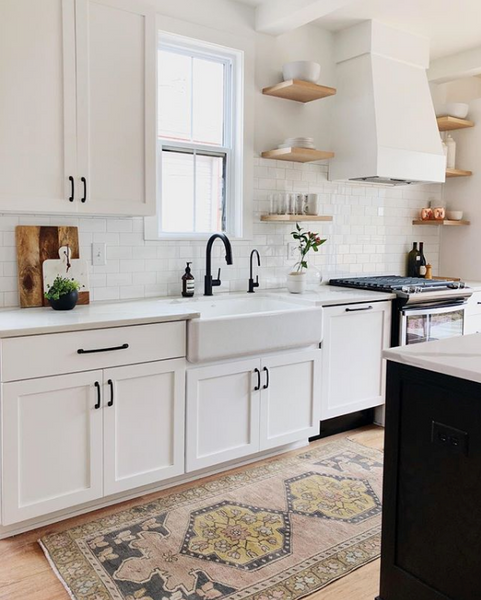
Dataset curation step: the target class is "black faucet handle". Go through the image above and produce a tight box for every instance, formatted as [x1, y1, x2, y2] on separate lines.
[217, 268, 221, 281]
[212, 268, 222, 287]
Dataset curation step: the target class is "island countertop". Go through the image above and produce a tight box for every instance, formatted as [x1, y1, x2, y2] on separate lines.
[384, 334, 481, 384]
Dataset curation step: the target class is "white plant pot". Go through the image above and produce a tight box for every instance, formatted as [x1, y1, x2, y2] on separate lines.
[287, 271, 307, 294]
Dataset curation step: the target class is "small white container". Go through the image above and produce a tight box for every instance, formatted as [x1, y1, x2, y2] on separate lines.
[287, 271, 307, 294]
[305, 193, 320, 215]
[282, 61, 321, 84]
[446, 210, 464, 221]
[435, 103, 469, 119]
[446, 134, 456, 169]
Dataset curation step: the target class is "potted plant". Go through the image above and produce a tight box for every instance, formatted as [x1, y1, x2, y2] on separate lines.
[44, 275, 81, 310]
[287, 224, 326, 294]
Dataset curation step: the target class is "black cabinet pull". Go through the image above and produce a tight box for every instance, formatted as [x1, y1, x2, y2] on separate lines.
[345, 305, 373, 312]
[107, 379, 114, 407]
[78, 343, 129, 355]
[254, 368, 261, 391]
[263, 366, 269, 390]
[81, 176, 87, 203]
[94, 381, 101, 409]
[68, 176, 75, 202]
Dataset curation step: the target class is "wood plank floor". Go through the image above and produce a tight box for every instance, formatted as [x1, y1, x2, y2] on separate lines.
[0, 425, 384, 600]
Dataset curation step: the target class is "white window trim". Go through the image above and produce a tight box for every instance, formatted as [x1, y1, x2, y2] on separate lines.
[145, 30, 245, 241]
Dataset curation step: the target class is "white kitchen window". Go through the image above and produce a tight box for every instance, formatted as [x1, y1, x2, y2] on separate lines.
[146, 33, 244, 240]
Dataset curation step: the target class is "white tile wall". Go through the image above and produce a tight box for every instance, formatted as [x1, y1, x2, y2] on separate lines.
[0, 159, 442, 308]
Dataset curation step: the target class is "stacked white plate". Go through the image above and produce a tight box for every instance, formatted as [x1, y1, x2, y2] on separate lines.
[278, 137, 314, 149]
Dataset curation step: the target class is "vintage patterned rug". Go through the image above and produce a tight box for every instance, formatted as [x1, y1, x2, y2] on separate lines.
[40, 439, 383, 600]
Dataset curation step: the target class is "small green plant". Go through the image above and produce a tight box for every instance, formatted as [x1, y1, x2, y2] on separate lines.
[291, 224, 326, 272]
[44, 275, 81, 301]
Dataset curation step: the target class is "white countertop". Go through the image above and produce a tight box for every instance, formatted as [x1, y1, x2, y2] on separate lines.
[265, 286, 396, 306]
[384, 334, 481, 384]
[0, 286, 394, 338]
[0, 299, 201, 338]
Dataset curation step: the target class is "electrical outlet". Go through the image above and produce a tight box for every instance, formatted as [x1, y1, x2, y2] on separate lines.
[287, 242, 298, 259]
[432, 421, 469, 456]
[92, 242, 107, 267]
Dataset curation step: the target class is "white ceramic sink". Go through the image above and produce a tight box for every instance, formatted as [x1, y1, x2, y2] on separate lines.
[175, 295, 323, 363]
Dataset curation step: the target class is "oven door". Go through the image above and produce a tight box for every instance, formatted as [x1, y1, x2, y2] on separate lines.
[400, 303, 466, 346]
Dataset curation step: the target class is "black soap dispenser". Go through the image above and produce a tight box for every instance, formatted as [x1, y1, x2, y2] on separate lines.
[182, 262, 195, 297]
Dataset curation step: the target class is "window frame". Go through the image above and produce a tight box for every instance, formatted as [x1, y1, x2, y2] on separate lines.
[145, 31, 244, 241]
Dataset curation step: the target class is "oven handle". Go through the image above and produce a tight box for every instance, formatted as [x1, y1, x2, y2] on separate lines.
[401, 301, 467, 314]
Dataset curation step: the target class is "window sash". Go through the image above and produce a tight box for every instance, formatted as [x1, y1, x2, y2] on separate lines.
[158, 144, 227, 234]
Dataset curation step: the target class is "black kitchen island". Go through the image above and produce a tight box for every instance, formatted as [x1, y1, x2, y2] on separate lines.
[377, 334, 481, 600]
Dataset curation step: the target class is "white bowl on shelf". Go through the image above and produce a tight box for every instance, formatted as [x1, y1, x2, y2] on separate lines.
[446, 210, 464, 221]
[435, 103, 469, 119]
[282, 61, 321, 84]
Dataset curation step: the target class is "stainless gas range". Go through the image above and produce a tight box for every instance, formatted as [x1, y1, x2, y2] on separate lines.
[329, 276, 472, 346]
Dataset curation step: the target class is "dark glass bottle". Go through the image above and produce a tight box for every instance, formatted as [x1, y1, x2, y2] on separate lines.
[407, 243, 421, 277]
[182, 262, 195, 297]
[418, 242, 427, 278]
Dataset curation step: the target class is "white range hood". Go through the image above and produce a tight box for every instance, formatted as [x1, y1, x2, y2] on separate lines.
[329, 21, 446, 186]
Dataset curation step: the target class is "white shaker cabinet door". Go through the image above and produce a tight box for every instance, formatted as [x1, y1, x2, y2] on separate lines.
[186, 359, 261, 472]
[75, 0, 156, 216]
[259, 350, 321, 450]
[103, 360, 186, 496]
[0, 0, 77, 213]
[321, 301, 391, 419]
[1, 371, 103, 525]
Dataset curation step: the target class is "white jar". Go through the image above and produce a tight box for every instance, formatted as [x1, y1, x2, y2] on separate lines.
[446, 134, 456, 169]
[286, 271, 307, 294]
[305, 193, 320, 215]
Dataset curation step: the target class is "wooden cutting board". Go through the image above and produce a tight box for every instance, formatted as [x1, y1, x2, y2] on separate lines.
[16, 226, 90, 308]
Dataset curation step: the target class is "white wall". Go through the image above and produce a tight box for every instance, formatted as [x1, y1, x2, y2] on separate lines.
[0, 0, 443, 308]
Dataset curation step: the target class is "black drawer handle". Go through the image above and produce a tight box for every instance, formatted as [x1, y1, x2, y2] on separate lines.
[263, 366, 269, 390]
[345, 305, 373, 312]
[78, 343, 129, 355]
[254, 368, 261, 391]
[68, 176, 75, 202]
[81, 176, 87, 203]
[107, 379, 114, 407]
[94, 381, 101, 409]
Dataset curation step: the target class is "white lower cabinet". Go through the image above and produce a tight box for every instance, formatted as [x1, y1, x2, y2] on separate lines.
[2, 359, 186, 525]
[2, 371, 104, 525]
[321, 301, 391, 420]
[186, 350, 321, 472]
[186, 359, 261, 472]
[259, 351, 321, 450]
[103, 360, 185, 495]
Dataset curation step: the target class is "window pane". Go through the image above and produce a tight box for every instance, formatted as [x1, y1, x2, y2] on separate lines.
[158, 50, 192, 141]
[195, 154, 225, 232]
[161, 150, 225, 233]
[193, 58, 225, 146]
[161, 151, 194, 233]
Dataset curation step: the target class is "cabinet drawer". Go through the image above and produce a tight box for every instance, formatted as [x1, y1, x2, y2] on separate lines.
[2, 321, 186, 381]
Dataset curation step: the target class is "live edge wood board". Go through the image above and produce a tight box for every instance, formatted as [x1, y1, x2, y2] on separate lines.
[16, 226, 90, 308]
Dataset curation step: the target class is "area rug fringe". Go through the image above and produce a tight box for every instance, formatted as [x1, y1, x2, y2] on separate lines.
[38, 538, 78, 600]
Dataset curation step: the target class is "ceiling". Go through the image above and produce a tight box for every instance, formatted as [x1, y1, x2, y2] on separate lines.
[233, 0, 481, 59]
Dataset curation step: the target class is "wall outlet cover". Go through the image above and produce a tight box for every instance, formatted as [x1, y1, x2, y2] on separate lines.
[92, 242, 107, 267]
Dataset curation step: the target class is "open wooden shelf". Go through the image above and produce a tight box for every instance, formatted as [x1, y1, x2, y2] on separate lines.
[261, 147, 334, 163]
[437, 116, 474, 131]
[262, 79, 336, 103]
[446, 168, 472, 178]
[261, 215, 333, 222]
[412, 219, 470, 226]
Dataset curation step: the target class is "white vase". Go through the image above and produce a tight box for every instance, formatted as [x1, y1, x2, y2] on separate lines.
[286, 271, 307, 294]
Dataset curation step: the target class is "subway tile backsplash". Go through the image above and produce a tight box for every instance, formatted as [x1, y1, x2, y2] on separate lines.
[0, 159, 442, 308]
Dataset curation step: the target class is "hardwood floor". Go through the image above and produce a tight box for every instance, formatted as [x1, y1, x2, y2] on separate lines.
[0, 425, 384, 600]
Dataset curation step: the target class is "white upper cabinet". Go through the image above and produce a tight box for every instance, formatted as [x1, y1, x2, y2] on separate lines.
[75, 0, 156, 215]
[321, 301, 391, 420]
[0, 0, 77, 213]
[0, 0, 155, 216]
